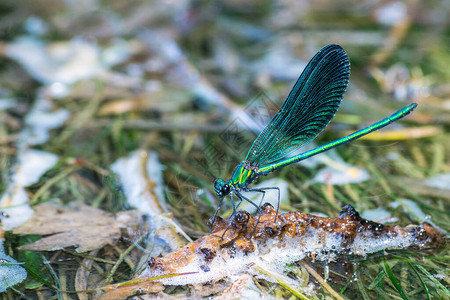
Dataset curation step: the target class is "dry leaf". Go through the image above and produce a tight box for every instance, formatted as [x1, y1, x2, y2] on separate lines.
[215, 275, 253, 300]
[75, 249, 98, 300]
[99, 278, 164, 300]
[0, 252, 27, 292]
[190, 280, 231, 298]
[13, 202, 143, 252]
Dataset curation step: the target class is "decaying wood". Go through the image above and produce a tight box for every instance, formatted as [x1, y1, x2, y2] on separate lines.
[149, 204, 446, 274]
[100, 204, 446, 298]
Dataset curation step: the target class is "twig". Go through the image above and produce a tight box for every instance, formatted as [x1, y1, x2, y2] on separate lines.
[104, 235, 146, 284]
[300, 261, 346, 300]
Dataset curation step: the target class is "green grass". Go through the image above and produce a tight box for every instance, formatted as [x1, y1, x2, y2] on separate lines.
[0, 0, 448, 299]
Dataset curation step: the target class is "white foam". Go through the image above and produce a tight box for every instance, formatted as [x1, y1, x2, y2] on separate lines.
[0, 149, 58, 230]
[145, 223, 435, 286]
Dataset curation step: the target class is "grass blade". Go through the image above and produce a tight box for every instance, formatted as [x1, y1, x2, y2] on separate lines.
[407, 261, 431, 300]
[383, 257, 409, 300]
[415, 263, 450, 296]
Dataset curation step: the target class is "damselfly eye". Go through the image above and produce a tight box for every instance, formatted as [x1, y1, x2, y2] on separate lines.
[222, 184, 230, 194]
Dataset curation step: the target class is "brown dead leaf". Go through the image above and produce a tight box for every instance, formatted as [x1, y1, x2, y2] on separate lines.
[99, 278, 164, 300]
[97, 90, 189, 116]
[99, 284, 165, 300]
[75, 249, 98, 300]
[214, 275, 252, 300]
[13, 202, 143, 252]
[190, 280, 231, 298]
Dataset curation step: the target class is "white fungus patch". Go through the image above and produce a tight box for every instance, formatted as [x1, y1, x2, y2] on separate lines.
[433, 273, 445, 280]
[299, 150, 370, 185]
[361, 208, 398, 224]
[390, 198, 443, 232]
[424, 173, 450, 190]
[0, 98, 17, 110]
[0, 252, 27, 292]
[0, 149, 58, 230]
[4, 37, 104, 85]
[145, 223, 434, 286]
[312, 164, 370, 185]
[374, 1, 407, 26]
[13, 150, 59, 187]
[111, 150, 167, 216]
[23, 97, 70, 145]
[112, 150, 192, 254]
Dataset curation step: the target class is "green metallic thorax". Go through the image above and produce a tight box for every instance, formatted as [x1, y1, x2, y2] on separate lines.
[229, 162, 258, 188]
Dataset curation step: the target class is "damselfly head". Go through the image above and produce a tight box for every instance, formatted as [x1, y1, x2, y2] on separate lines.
[214, 179, 231, 197]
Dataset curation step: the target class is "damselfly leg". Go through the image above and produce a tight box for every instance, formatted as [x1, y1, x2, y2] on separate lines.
[244, 186, 280, 224]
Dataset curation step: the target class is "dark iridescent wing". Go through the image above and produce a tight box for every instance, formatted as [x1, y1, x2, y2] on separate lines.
[245, 44, 350, 168]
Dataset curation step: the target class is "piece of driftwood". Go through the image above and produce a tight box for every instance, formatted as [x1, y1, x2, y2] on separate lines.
[99, 204, 446, 299]
[149, 204, 445, 275]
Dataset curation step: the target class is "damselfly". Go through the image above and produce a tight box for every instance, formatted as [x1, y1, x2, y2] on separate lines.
[211, 44, 417, 234]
